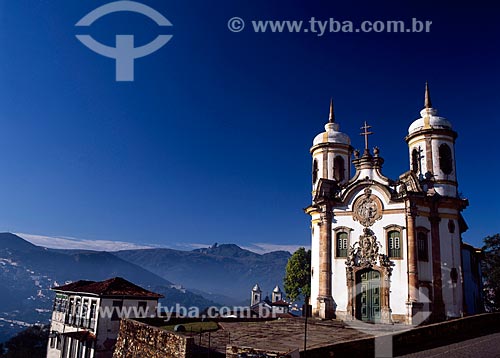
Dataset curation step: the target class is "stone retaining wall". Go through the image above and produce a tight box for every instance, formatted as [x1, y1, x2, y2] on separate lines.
[112, 319, 194, 358]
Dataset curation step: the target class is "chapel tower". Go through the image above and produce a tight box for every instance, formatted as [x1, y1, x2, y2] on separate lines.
[308, 100, 352, 319]
[251, 284, 262, 306]
[311, 99, 353, 195]
[406, 83, 459, 197]
[272, 285, 283, 302]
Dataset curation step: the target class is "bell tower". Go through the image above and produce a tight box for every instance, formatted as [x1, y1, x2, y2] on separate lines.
[272, 285, 283, 302]
[307, 100, 352, 319]
[406, 83, 458, 197]
[251, 284, 261, 306]
[311, 99, 353, 197]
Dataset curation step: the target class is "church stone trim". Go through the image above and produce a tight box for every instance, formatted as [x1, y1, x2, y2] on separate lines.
[352, 188, 384, 227]
[316, 204, 335, 319]
[345, 228, 394, 324]
[342, 181, 395, 205]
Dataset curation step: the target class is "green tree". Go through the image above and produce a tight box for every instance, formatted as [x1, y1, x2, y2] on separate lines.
[284, 247, 311, 303]
[483, 233, 500, 312]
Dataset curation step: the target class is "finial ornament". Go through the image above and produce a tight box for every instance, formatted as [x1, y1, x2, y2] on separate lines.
[425, 81, 432, 108]
[329, 98, 335, 123]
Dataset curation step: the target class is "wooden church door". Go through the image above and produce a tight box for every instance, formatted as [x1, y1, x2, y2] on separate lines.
[356, 269, 381, 322]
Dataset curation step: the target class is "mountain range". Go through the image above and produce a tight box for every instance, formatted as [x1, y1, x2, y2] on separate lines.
[0, 233, 291, 342]
[114, 243, 291, 302]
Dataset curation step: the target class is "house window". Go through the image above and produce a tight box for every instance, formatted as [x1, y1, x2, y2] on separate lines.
[417, 232, 429, 261]
[336, 232, 348, 257]
[75, 298, 81, 317]
[333, 156, 345, 182]
[82, 299, 88, 317]
[137, 301, 148, 317]
[439, 143, 453, 175]
[89, 300, 97, 329]
[111, 300, 123, 321]
[387, 231, 401, 258]
[61, 297, 68, 313]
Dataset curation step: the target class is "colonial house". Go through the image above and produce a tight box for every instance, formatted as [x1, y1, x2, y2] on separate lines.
[306, 84, 483, 324]
[46, 277, 163, 358]
[250, 284, 291, 317]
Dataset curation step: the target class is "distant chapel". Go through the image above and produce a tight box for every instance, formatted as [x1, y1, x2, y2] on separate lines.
[306, 84, 483, 324]
[250, 284, 290, 316]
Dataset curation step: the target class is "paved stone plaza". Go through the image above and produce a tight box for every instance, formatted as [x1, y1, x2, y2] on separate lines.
[190, 318, 379, 353]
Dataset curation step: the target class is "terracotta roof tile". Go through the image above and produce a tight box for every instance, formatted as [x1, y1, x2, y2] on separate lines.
[52, 277, 163, 298]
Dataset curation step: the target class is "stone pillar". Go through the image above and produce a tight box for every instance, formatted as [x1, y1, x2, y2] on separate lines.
[430, 214, 445, 321]
[380, 269, 392, 324]
[406, 203, 419, 302]
[406, 202, 422, 324]
[317, 205, 335, 319]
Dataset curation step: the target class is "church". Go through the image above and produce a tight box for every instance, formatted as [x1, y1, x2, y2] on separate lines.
[306, 84, 482, 325]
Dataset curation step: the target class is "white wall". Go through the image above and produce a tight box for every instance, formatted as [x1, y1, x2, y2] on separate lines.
[438, 217, 463, 318]
[47, 294, 158, 358]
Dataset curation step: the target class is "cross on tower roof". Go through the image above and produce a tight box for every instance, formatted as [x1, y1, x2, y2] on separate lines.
[360, 121, 373, 153]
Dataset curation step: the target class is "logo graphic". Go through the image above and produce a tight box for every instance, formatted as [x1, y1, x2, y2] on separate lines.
[75, 1, 173, 82]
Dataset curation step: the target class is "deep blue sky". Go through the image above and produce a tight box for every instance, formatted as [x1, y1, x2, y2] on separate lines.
[0, 0, 498, 251]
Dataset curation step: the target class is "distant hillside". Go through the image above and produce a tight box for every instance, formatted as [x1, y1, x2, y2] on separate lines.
[114, 243, 291, 301]
[0, 233, 217, 342]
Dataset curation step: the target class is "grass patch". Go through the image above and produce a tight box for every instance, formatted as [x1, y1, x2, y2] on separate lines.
[161, 321, 219, 333]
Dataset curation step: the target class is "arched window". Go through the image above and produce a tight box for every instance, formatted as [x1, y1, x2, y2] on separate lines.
[387, 230, 401, 258]
[448, 219, 456, 233]
[417, 232, 429, 261]
[312, 159, 318, 184]
[333, 156, 345, 182]
[438, 143, 453, 175]
[411, 148, 419, 173]
[336, 232, 348, 257]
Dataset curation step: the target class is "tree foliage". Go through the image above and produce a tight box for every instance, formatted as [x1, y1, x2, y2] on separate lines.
[0, 325, 49, 358]
[482, 233, 500, 312]
[284, 247, 311, 303]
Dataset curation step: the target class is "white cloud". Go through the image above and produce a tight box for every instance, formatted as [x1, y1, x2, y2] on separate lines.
[16, 233, 155, 252]
[16, 233, 308, 255]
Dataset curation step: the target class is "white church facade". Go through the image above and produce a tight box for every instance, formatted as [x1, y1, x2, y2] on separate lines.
[306, 84, 480, 324]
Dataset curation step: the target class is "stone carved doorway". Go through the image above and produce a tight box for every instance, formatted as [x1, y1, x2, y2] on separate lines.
[345, 228, 393, 324]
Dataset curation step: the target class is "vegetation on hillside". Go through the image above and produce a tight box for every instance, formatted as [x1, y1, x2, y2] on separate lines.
[482, 233, 500, 311]
[0, 325, 48, 358]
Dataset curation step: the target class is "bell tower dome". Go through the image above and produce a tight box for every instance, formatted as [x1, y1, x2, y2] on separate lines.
[251, 284, 262, 306]
[311, 99, 353, 197]
[405, 83, 458, 197]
